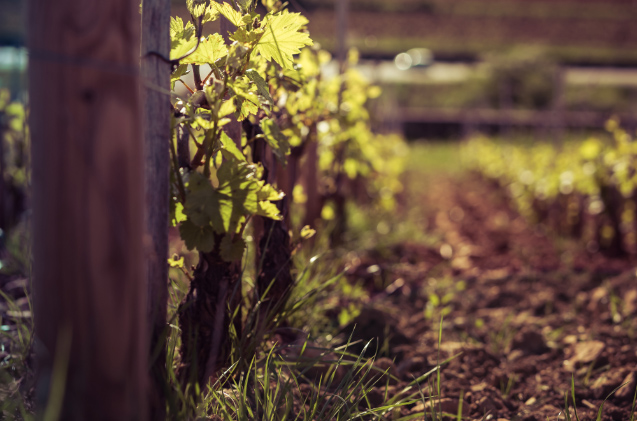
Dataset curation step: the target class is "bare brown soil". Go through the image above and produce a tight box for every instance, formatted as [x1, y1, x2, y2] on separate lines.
[341, 175, 637, 420]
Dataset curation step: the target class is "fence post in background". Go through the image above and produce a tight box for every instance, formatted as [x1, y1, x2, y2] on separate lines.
[337, 0, 350, 71]
[499, 77, 513, 139]
[29, 0, 148, 419]
[551, 66, 565, 143]
[141, 0, 172, 417]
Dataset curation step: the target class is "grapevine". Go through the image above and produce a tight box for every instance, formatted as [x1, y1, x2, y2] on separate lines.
[462, 120, 637, 255]
[168, 0, 406, 393]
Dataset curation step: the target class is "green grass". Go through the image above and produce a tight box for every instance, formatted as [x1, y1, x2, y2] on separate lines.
[0, 289, 34, 420]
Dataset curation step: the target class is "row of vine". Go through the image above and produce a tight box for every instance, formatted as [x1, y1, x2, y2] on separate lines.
[166, 0, 405, 399]
[462, 119, 637, 256]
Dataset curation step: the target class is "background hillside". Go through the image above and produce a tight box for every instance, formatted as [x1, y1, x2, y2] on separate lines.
[294, 0, 637, 64]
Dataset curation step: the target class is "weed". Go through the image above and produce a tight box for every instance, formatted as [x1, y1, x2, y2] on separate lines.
[563, 372, 633, 421]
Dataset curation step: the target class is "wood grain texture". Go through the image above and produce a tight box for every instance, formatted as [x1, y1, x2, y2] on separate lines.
[141, 0, 171, 418]
[29, 1, 147, 419]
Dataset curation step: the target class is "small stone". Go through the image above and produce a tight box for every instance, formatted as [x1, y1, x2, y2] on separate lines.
[475, 395, 503, 412]
[563, 335, 578, 345]
[470, 382, 488, 392]
[624, 290, 637, 316]
[587, 287, 607, 312]
[567, 340, 605, 367]
[582, 399, 597, 409]
[511, 328, 549, 355]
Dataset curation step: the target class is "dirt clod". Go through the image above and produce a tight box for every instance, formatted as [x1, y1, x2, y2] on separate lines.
[565, 340, 605, 370]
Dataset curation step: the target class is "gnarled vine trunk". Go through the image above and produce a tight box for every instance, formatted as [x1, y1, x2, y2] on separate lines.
[251, 129, 295, 321]
[178, 250, 242, 387]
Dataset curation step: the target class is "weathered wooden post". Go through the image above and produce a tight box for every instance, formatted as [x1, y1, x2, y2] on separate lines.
[336, 0, 350, 71]
[141, 0, 171, 417]
[29, 0, 148, 419]
[551, 66, 565, 143]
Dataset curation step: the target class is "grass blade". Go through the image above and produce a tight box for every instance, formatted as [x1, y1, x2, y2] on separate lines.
[597, 381, 630, 421]
[571, 373, 580, 421]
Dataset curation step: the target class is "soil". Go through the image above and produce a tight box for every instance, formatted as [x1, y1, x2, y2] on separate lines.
[339, 174, 637, 420]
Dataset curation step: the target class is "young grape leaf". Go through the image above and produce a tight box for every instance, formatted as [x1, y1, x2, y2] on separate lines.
[214, 162, 259, 233]
[225, 42, 250, 71]
[179, 219, 215, 252]
[195, 116, 214, 130]
[187, 0, 220, 23]
[171, 64, 189, 90]
[174, 202, 187, 224]
[245, 69, 273, 106]
[230, 77, 260, 120]
[256, 180, 285, 201]
[255, 11, 313, 69]
[183, 172, 216, 227]
[237, 98, 259, 121]
[168, 255, 185, 268]
[170, 16, 194, 40]
[300, 225, 316, 239]
[209, 2, 244, 27]
[170, 17, 198, 60]
[187, 0, 205, 19]
[181, 34, 228, 65]
[220, 130, 245, 161]
[236, 0, 253, 12]
[231, 27, 264, 47]
[218, 100, 236, 118]
[256, 201, 282, 220]
[260, 118, 290, 163]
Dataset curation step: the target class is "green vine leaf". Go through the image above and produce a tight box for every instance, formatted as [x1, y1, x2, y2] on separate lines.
[245, 69, 273, 108]
[217, 100, 236, 118]
[174, 202, 187, 224]
[215, 162, 259, 233]
[255, 11, 313, 69]
[209, 2, 244, 27]
[256, 180, 285, 201]
[171, 64, 189, 90]
[229, 77, 260, 121]
[187, 0, 220, 23]
[219, 131, 245, 162]
[256, 201, 282, 220]
[179, 219, 215, 252]
[236, 0, 254, 12]
[170, 17, 197, 60]
[231, 27, 265, 47]
[181, 33, 228, 65]
[168, 254, 185, 268]
[183, 172, 216, 227]
[260, 118, 290, 163]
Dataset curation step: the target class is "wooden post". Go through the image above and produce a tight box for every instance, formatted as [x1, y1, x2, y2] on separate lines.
[551, 66, 565, 143]
[29, 0, 147, 419]
[336, 0, 349, 71]
[141, 0, 171, 418]
[499, 77, 513, 139]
